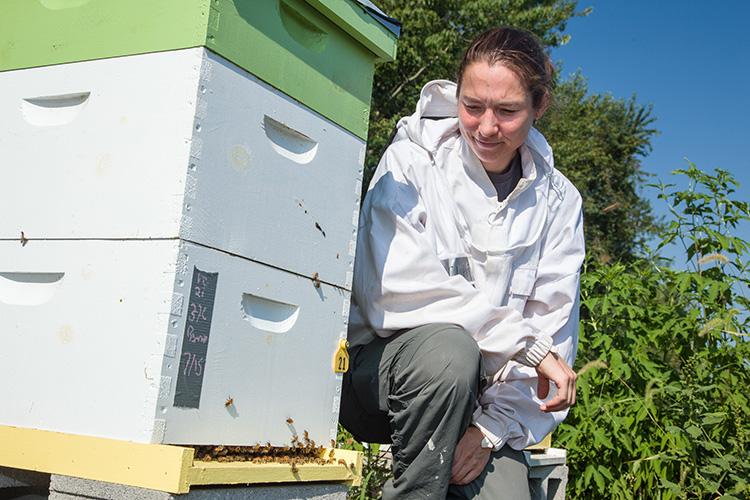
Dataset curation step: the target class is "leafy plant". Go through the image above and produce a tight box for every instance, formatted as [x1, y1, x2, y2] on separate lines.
[559, 165, 750, 499]
[338, 425, 393, 499]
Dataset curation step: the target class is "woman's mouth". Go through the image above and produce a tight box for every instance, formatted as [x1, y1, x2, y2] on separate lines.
[475, 137, 501, 148]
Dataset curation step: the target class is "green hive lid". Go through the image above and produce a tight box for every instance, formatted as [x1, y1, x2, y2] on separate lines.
[309, 0, 400, 60]
[353, 0, 401, 38]
[0, 0, 399, 139]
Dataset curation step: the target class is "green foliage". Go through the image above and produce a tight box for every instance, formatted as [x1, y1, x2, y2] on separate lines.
[338, 425, 392, 499]
[559, 165, 750, 499]
[536, 75, 659, 262]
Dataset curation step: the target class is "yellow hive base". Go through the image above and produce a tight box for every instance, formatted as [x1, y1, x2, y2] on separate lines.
[0, 425, 362, 494]
[525, 433, 553, 451]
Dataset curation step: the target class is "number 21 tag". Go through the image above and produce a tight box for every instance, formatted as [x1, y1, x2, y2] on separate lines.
[332, 339, 350, 374]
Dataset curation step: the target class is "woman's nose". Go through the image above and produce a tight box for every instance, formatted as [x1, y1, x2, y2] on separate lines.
[478, 110, 498, 137]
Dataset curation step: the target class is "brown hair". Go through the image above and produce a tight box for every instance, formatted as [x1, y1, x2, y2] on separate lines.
[456, 27, 554, 110]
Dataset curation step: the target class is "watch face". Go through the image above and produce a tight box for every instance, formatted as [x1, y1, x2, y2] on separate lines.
[480, 436, 493, 449]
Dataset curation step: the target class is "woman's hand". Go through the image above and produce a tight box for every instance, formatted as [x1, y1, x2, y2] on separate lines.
[535, 351, 577, 412]
[450, 425, 492, 485]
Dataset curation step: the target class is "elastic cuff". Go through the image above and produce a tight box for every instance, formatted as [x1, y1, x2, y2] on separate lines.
[515, 335, 554, 367]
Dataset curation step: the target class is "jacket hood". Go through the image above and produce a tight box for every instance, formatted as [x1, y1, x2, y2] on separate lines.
[395, 79, 555, 170]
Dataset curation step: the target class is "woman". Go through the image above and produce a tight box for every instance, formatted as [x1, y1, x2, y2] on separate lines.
[341, 26, 585, 499]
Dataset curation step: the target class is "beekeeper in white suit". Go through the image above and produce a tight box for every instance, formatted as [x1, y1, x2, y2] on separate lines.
[340, 26, 585, 499]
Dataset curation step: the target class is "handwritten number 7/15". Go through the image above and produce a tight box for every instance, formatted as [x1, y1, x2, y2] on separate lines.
[182, 352, 204, 377]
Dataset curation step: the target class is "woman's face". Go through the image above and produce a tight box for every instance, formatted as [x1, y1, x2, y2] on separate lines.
[457, 61, 544, 173]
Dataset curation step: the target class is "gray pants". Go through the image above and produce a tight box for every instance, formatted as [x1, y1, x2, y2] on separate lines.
[340, 324, 530, 499]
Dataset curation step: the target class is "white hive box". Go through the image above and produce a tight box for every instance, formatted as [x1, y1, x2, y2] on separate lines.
[0, 48, 365, 289]
[0, 47, 364, 446]
[0, 239, 348, 445]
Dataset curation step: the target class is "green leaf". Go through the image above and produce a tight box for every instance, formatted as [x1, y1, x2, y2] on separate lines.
[660, 477, 681, 493]
[592, 428, 614, 450]
[583, 464, 595, 487]
[702, 441, 726, 451]
[592, 467, 605, 492]
[597, 465, 614, 481]
[702, 412, 726, 425]
[685, 425, 702, 439]
[665, 425, 683, 436]
[701, 464, 723, 475]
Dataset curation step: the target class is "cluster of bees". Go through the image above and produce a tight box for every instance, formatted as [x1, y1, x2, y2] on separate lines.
[190, 427, 352, 472]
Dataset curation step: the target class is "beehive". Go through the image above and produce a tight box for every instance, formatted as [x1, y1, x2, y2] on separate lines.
[0, 0, 398, 447]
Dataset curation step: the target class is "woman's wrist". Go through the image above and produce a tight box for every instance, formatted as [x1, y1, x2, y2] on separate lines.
[516, 335, 555, 367]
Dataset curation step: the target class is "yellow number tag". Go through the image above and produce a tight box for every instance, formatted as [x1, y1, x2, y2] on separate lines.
[333, 339, 350, 373]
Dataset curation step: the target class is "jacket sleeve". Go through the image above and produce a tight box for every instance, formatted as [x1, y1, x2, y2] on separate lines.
[472, 182, 585, 450]
[353, 145, 560, 376]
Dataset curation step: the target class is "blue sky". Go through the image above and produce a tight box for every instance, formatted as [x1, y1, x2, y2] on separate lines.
[550, 0, 750, 263]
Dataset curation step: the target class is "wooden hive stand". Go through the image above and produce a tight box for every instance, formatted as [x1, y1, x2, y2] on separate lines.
[0, 425, 362, 499]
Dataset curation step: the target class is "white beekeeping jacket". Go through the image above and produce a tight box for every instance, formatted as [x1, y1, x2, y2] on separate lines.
[348, 80, 585, 450]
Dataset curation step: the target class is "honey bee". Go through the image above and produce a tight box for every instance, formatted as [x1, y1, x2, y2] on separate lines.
[286, 417, 294, 424]
[20, 231, 28, 247]
[337, 459, 347, 466]
[314, 222, 326, 238]
[311, 272, 321, 289]
[224, 397, 234, 408]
